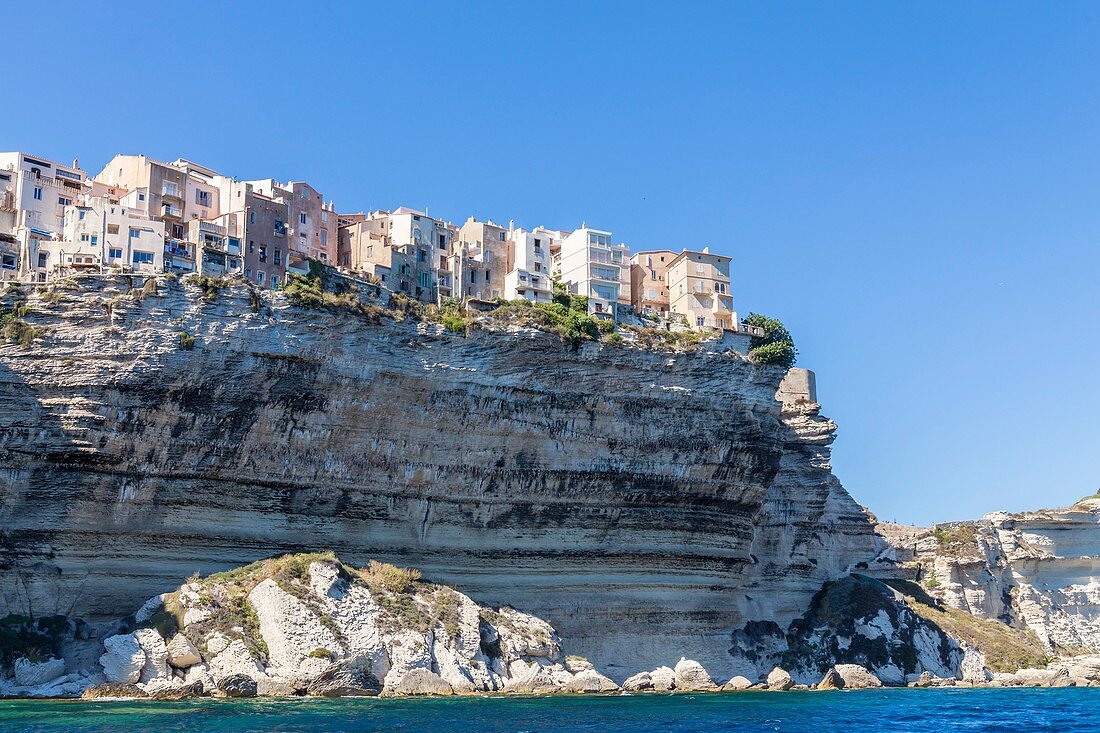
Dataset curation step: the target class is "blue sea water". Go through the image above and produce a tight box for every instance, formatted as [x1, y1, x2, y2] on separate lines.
[1, 688, 1097, 733]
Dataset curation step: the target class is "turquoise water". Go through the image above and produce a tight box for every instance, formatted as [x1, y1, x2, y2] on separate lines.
[2, 689, 1098, 733]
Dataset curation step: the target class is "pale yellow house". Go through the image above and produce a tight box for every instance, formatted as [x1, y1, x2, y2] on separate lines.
[667, 248, 735, 329]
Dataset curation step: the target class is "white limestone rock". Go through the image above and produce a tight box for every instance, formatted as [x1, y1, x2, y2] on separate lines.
[391, 668, 454, 696]
[622, 671, 653, 691]
[206, 639, 266, 681]
[382, 629, 433, 689]
[14, 657, 65, 687]
[833, 664, 882, 689]
[166, 634, 202, 669]
[649, 665, 676, 691]
[723, 675, 754, 691]
[674, 658, 718, 691]
[766, 667, 794, 691]
[99, 634, 145, 684]
[563, 668, 618, 693]
[133, 628, 169, 683]
[248, 578, 341, 675]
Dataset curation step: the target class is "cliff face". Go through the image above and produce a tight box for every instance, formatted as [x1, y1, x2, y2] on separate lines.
[878, 499, 1100, 656]
[0, 275, 881, 681]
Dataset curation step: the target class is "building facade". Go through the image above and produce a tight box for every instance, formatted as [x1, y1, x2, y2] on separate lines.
[0, 152, 87, 280]
[555, 226, 631, 317]
[504, 226, 558, 303]
[629, 249, 677, 314]
[667, 248, 735, 329]
[451, 217, 509, 301]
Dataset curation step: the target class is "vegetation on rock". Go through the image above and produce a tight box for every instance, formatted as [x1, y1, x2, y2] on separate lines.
[747, 313, 798, 368]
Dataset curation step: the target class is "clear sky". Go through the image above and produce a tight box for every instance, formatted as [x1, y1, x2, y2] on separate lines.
[7, 2, 1099, 525]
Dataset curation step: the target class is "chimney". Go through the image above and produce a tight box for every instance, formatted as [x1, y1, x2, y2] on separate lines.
[702, 246, 710, 253]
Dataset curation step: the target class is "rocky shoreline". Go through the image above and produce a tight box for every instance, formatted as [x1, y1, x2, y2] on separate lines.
[6, 552, 1100, 701]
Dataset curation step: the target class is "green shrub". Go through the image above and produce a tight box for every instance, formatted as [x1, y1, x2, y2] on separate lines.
[177, 331, 196, 350]
[360, 560, 421, 594]
[308, 647, 335, 660]
[596, 319, 615, 334]
[441, 314, 468, 334]
[747, 313, 798, 368]
[191, 275, 230, 301]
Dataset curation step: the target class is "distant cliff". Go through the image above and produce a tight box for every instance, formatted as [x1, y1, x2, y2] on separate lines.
[878, 499, 1100, 657]
[0, 274, 882, 682]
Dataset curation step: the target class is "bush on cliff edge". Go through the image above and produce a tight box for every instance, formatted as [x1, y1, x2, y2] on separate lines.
[747, 313, 798, 368]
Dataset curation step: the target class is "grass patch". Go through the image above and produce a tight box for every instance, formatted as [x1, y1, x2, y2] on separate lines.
[620, 324, 702, 351]
[190, 275, 231, 302]
[932, 524, 982, 560]
[885, 579, 1049, 673]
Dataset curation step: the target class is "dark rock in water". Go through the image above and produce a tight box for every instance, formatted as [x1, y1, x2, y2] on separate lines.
[82, 683, 147, 699]
[307, 661, 382, 697]
[217, 674, 258, 698]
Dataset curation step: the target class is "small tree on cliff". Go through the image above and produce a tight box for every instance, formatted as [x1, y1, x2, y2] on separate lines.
[747, 313, 798, 368]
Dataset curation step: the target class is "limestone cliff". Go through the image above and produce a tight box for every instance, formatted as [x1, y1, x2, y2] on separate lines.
[0, 274, 881, 682]
[878, 498, 1100, 656]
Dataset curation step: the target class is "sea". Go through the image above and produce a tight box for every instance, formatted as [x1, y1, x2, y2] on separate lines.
[1, 688, 1096, 733]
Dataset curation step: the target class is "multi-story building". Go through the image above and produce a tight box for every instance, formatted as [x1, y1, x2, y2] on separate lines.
[629, 249, 677, 314]
[450, 217, 509, 301]
[667, 248, 735, 329]
[337, 208, 454, 303]
[243, 179, 337, 269]
[0, 152, 87, 280]
[504, 226, 558, 303]
[238, 188, 290, 288]
[555, 225, 631, 317]
[39, 194, 165, 278]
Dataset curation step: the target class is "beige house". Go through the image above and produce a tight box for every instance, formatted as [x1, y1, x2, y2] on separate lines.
[629, 249, 677, 314]
[667, 248, 735, 329]
[337, 208, 454, 303]
[243, 179, 337, 267]
[451, 217, 509, 300]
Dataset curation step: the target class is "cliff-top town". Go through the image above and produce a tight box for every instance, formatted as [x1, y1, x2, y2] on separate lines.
[0, 150, 761, 335]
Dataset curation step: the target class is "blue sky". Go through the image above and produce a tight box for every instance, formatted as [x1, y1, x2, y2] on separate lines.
[7, 2, 1099, 524]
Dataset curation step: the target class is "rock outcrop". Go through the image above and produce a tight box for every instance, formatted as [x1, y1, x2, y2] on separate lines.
[878, 499, 1100, 657]
[0, 275, 882, 682]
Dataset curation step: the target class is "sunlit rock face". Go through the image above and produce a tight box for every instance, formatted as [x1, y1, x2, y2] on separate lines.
[879, 501, 1100, 655]
[0, 276, 881, 681]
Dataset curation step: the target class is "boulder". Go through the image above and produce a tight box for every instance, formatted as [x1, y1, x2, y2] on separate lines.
[766, 667, 794, 691]
[82, 683, 148, 699]
[134, 628, 170, 683]
[166, 634, 202, 669]
[674, 658, 718, 691]
[505, 662, 570, 694]
[913, 671, 935, 688]
[217, 674, 258, 698]
[14, 657, 65, 687]
[248, 578, 341, 672]
[99, 634, 145, 684]
[723, 675, 753, 691]
[207, 639, 265, 680]
[622, 672, 653, 691]
[833, 664, 882, 689]
[564, 657, 594, 674]
[148, 681, 205, 700]
[391, 668, 455, 696]
[650, 666, 676, 691]
[1014, 668, 1058, 687]
[257, 677, 300, 696]
[1050, 674, 1076, 688]
[307, 660, 382, 697]
[563, 668, 619, 693]
[816, 668, 843, 690]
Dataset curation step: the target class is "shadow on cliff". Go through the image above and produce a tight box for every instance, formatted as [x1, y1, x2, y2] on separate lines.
[0, 353, 91, 619]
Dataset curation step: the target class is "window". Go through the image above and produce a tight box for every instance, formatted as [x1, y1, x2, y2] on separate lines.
[129, 228, 141, 238]
[33, 187, 42, 200]
[715, 283, 727, 294]
[320, 229, 328, 247]
[245, 269, 252, 278]
[366, 245, 373, 257]
[299, 213, 307, 225]
[91, 236, 97, 246]
[36, 253, 46, 268]
[271, 275, 280, 288]
[438, 234, 446, 248]
[163, 182, 179, 197]
[696, 263, 705, 274]
[417, 250, 426, 263]
[133, 251, 155, 264]
[588, 232, 610, 247]
[499, 232, 505, 241]
[697, 317, 705, 327]
[256, 271, 266, 285]
[274, 220, 286, 236]
[259, 246, 268, 263]
[274, 249, 282, 265]
[1, 254, 16, 270]
[172, 224, 185, 238]
[647, 288, 656, 300]
[534, 263, 541, 272]
[419, 272, 431, 288]
[534, 238, 542, 250]
[108, 224, 120, 235]
[486, 269, 491, 282]
[470, 271, 477, 284]
[249, 211, 256, 225]
[109, 248, 123, 260]
[80, 234, 90, 242]
[138, 193, 145, 202]
[248, 240, 255, 253]
[78, 210, 86, 220]
[195, 190, 211, 206]
[58, 197, 72, 206]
